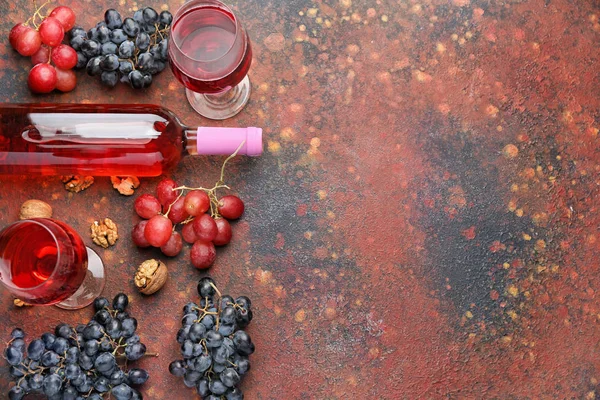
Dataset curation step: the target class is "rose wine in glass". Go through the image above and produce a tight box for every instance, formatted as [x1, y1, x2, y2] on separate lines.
[0, 218, 105, 309]
[168, 0, 253, 120]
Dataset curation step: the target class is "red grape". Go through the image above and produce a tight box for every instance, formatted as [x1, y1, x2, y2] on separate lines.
[39, 17, 64, 47]
[144, 215, 173, 247]
[54, 68, 76, 92]
[167, 196, 188, 224]
[156, 178, 179, 207]
[51, 44, 77, 69]
[192, 214, 218, 242]
[134, 194, 161, 219]
[182, 221, 198, 244]
[184, 190, 210, 217]
[217, 195, 245, 220]
[15, 27, 42, 56]
[213, 218, 232, 246]
[49, 6, 76, 31]
[28, 64, 57, 93]
[190, 241, 216, 269]
[160, 231, 183, 257]
[131, 220, 151, 248]
[9, 23, 29, 50]
[31, 45, 51, 65]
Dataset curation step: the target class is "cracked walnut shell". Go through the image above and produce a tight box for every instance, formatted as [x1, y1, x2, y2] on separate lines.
[134, 259, 168, 295]
[91, 218, 118, 248]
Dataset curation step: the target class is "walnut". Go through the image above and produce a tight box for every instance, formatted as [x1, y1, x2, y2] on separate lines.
[13, 299, 32, 307]
[91, 218, 119, 248]
[61, 175, 94, 193]
[111, 176, 140, 196]
[19, 199, 53, 220]
[134, 259, 168, 295]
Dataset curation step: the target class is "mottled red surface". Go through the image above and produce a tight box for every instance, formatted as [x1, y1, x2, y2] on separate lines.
[3, 0, 600, 398]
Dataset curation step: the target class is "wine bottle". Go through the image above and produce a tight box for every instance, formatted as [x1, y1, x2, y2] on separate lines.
[0, 103, 262, 176]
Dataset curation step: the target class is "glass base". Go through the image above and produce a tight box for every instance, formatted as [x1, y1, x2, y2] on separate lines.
[186, 75, 251, 120]
[55, 247, 105, 310]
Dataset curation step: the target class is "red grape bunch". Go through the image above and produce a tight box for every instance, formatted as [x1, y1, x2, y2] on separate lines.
[9, 2, 78, 93]
[132, 150, 246, 269]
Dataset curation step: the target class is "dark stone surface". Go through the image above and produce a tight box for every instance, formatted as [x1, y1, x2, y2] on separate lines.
[2, 0, 600, 398]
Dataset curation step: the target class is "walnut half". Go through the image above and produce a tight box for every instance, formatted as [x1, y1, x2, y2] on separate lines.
[91, 218, 118, 248]
[111, 176, 140, 196]
[134, 259, 168, 295]
[61, 175, 94, 193]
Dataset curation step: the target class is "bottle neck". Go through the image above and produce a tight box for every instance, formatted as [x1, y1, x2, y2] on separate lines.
[184, 128, 198, 156]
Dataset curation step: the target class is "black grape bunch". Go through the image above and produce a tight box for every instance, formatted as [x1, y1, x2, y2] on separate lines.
[70, 7, 172, 89]
[169, 277, 255, 400]
[4, 293, 151, 400]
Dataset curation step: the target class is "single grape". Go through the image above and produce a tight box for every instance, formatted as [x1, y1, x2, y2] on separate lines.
[65, 346, 80, 363]
[142, 72, 153, 88]
[233, 330, 255, 356]
[118, 40, 135, 58]
[209, 379, 228, 395]
[110, 29, 127, 44]
[96, 25, 111, 44]
[55, 68, 77, 92]
[42, 373, 62, 396]
[184, 190, 210, 216]
[131, 220, 151, 248]
[9, 23, 29, 50]
[94, 296, 110, 311]
[41, 332, 56, 349]
[133, 9, 146, 26]
[148, 59, 166, 75]
[156, 178, 179, 206]
[94, 352, 116, 373]
[15, 27, 42, 56]
[119, 60, 134, 75]
[28, 373, 44, 390]
[235, 296, 252, 309]
[39, 17, 65, 47]
[213, 217, 233, 246]
[128, 368, 149, 385]
[226, 388, 244, 400]
[9, 365, 25, 378]
[4, 346, 23, 366]
[10, 328, 25, 339]
[125, 342, 146, 360]
[65, 363, 82, 380]
[52, 336, 69, 354]
[49, 6, 76, 31]
[111, 383, 133, 400]
[101, 41, 118, 55]
[100, 54, 120, 71]
[113, 293, 129, 311]
[81, 39, 100, 58]
[144, 214, 173, 247]
[75, 51, 87, 69]
[82, 321, 104, 340]
[137, 52, 154, 72]
[8, 386, 25, 400]
[197, 277, 217, 297]
[86, 56, 102, 76]
[69, 34, 85, 50]
[120, 317, 137, 338]
[122, 18, 140, 37]
[136, 32, 151, 51]
[55, 323, 73, 338]
[28, 63, 57, 93]
[159, 10, 173, 27]
[94, 376, 110, 393]
[182, 220, 198, 244]
[192, 214, 218, 242]
[70, 26, 86, 39]
[181, 340, 193, 359]
[153, 38, 168, 61]
[197, 378, 210, 397]
[105, 9, 123, 29]
[220, 368, 241, 387]
[191, 241, 217, 269]
[134, 194, 161, 219]
[161, 231, 183, 257]
[110, 369, 126, 386]
[31, 45, 50, 65]
[51, 44, 78, 69]
[205, 330, 224, 348]
[218, 195, 245, 220]
[167, 196, 188, 224]
[169, 360, 187, 377]
[128, 69, 145, 89]
[143, 7, 159, 24]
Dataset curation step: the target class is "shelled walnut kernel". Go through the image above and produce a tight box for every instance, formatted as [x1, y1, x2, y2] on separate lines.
[90, 218, 118, 248]
[134, 259, 168, 295]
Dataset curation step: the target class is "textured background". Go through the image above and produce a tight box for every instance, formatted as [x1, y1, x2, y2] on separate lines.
[2, 0, 600, 398]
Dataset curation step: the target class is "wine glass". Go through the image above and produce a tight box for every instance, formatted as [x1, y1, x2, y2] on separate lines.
[0, 218, 105, 310]
[168, 0, 253, 120]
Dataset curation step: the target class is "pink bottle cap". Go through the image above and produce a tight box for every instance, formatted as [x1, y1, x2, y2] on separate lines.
[196, 127, 263, 156]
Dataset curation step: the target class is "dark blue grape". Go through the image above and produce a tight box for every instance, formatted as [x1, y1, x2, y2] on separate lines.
[212, 345, 229, 364]
[83, 321, 104, 340]
[94, 309, 112, 325]
[143, 23, 157, 34]
[87, 27, 98, 40]
[111, 383, 133, 400]
[136, 52, 154, 71]
[105, 9, 123, 29]
[159, 10, 173, 27]
[101, 41, 118, 55]
[232, 330, 254, 355]
[235, 356, 250, 375]
[128, 368, 149, 385]
[119, 38, 135, 58]
[119, 60, 134, 75]
[65, 363, 82, 380]
[169, 360, 186, 377]
[120, 317, 137, 338]
[182, 313, 197, 326]
[142, 73, 153, 88]
[52, 337, 69, 354]
[220, 295, 234, 309]
[78, 353, 94, 370]
[122, 18, 140, 37]
[42, 374, 62, 397]
[105, 318, 121, 338]
[75, 375, 93, 393]
[100, 54, 120, 71]
[76, 324, 86, 334]
[235, 296, 251, 309]
[9, 338, 25, 352]
[197, 378, 210, 397]
[205, 330, 223, 348]
[136, 32, 151, 51]
[75, 51, 87, 69]
[209, 379, 228, 395]
[94, 376, 110, 393]
[8, 386, 25, 400]
[70, 26, 86, 39]
[198, 277, 217, 297]
[183, 370, 202, 388]
[156, 39, 168, 60]
[65, 346, 79, 364]
[192, 344, 204, 357]
[84, 339, 99, 356]
[201, 314, 215, 329]
[194, 354, 212, 372]
[183, 302, 198, 315]
[110, 29, 128, 45]
[95, 352, 116, 373]
[10, 328, 25, 339]
[177, 325, 191, 344]
[62, 385, 78, 400]
[142, 7, 159, 24]
[218, 323, 235, 336]
[213, 362, 227, 373]
[128, 70, 145, 89]
[96, 21, 107, 28]
[110, 369, 127, 386]
[115, 311, 129, 321]
[181, 340, 194, 359]
[55, 323, 73, 339]
[41, 333, 56, 349]
[125, 342, 146, 360]
[188, 323, 206, 343]
[28, 373, 44, 390]
[97, 26, 110, 43]
[220, 306, 237, 325]
[9, 365, 25, 378]
[101, 70, 119, 86]
[220, 368, 240, 387]
[131, 388, 143, 400]
[41, 350, 60, 367]
[133, 10, 145, 26]
[94, 296, 110, 311]
[99, 337, 113, 352]
[81, 39, 101, 58]
[70, 35, 85, 50]
[226, 388, 244, 400]
[125, 334, 140, 345]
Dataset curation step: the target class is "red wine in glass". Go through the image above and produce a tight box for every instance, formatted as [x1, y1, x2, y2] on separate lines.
[169, 0, 253, 120]
[0, 218, 105, 309]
